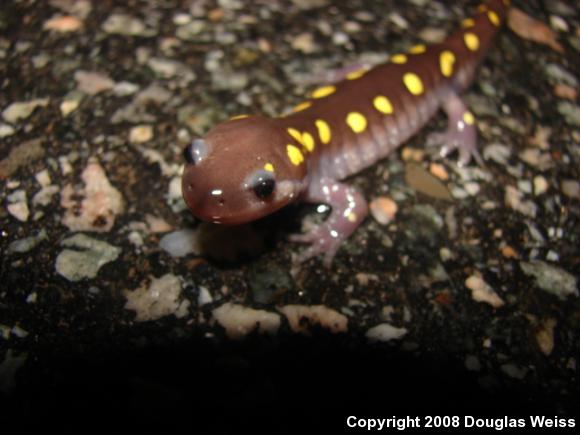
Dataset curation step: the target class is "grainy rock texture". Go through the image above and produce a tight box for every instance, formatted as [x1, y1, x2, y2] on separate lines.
[0, 0, 578, 429]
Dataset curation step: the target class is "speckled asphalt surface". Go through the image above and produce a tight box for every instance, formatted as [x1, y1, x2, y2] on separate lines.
[0, 0, 578, 430]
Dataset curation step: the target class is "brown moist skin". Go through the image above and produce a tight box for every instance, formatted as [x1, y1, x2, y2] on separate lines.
[182, 0, 510, 264]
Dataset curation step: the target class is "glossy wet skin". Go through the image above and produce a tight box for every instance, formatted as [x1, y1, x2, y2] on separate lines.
[182, 116, 307, 225]
[181, 0, 509, 263]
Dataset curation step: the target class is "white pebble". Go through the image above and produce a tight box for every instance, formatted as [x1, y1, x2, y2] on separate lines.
[533, 175, 549, 195]
[159, 229, 200, 257]
[365, 323, 408, 342]
[11, 325, 29, 338]
[197, 286, 213, 306]
[465, 275, 505, 308]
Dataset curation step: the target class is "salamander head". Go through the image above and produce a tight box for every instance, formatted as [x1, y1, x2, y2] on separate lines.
[182, 115, 307, 225]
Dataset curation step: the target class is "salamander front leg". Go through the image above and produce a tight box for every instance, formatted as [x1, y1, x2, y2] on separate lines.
[290, 177, 368, 266]
[427, 92, 483, 166]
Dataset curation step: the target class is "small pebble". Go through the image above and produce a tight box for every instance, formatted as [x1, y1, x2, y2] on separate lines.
[557, 101, 580, 127]
[34, 169, 51, 187]
[74, 70, 115, 95]
[7, 229, 48, 254]
[501, 245, 518, 259]
[519, 148, 553, 170]
[0, 123, 15, 137]
[159, 229, 200, 257]
[124, 274, 190, 322]
[176, 20, 207, 41]
[369, 196, 398, 225]
[102, 14, 155, 37]
[2, 98, 49, 123]
[520, 260, 578, 300]
[561, 180, 579, 200]
[212, 303, 280, 339]
[465, 275, 505, 308]
[55, 234, 121, 281]
[26, 292, 38, 304]
[113, 81, 140, 96]
[291, 33, 317, 54]
[7, 190, 29, 222]
[129, 125, 154, 143]
[33, 185, 59, 206]
[173, 13, 192, 25]
[401, 147, 424, 162]
[464, 181, 481, 196]
[483, 143, 511, 166]
[535, 318, 557, 356]
[43, 15, 83, 32]
[11, 326, 29, 338]
[505, 185, 537, 218]
[517, 179, 532, 194]
[554, 83, 577, 100]
[429, 163, 449, 181]
[365, 323, 408, 342]
[533, 175, 549, 195]
[549, 15, 568, 32]
[529, 126, 551, 150]
[278, 305, 348, 334]
[60, 92, 84, 116]
[127, 231, 144, 249]
[197, 286, 213, 306]
[60, 159, 124, 232]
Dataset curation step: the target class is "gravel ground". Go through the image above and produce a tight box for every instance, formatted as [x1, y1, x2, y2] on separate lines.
[0, 0, 578, 430]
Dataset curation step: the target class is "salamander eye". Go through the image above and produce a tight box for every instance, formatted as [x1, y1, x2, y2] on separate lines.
[253, 177, 275, 200]
[246, 170, 276, 201]
[183, 138, 209, 165]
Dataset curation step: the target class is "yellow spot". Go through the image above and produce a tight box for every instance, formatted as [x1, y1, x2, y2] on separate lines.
[346, 68, 367, 80]
[487, 10, 500, 26]
[287, 127, 304, 145]
[311, 85, 336, 99]
[347, 212, 357, 223]
[464, 32, 480, 51]
[409, 44, 426, 54]
[478, 4, 488, 12]
[403, 72, 424, 96]
[346, 112, 367, 134]
[463, 111, 475, 125]
[315, 119, 331, 144]
[391, 54, 407, 64]
[462, 18, 475, 28]
[302, 131, 315, 152]
[264, 163, 275, 172]
[286, 144, 304, 166]
[292, 101, 312, 112]
[439, 50, 456, 78]
[373, 95, 393, 115]
[230, 114, 249, 120]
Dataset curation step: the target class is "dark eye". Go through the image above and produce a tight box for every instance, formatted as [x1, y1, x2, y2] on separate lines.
[252, 175, 275, 200]
[183, 138, 208, 165]
[182, 145, 195, 164]
[245, 169, 276, 201]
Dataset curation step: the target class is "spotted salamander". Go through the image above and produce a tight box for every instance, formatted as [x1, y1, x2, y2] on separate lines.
[182, 0, 510, 265]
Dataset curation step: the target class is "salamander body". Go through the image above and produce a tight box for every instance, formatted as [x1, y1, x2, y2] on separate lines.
[182, 0, 511, 265]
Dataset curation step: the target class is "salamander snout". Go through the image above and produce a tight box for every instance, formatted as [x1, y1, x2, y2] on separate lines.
[181, 116, 307, 225]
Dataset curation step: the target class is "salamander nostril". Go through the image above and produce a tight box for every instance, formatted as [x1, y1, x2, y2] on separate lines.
[218, 198, 225, 206]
